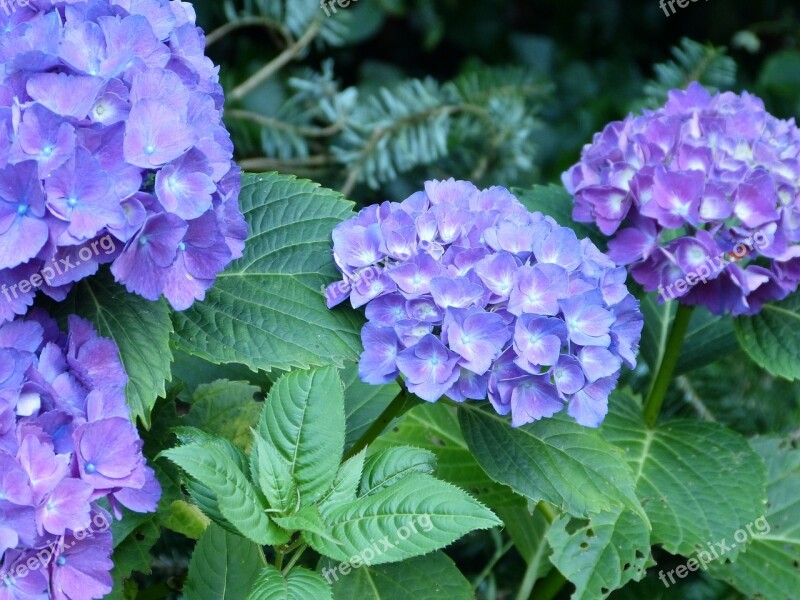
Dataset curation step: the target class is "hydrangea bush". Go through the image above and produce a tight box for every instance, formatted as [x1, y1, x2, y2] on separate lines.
[326, 180, 643, 427]
[0, 0, 246, 322]
[0, 312, 159, 599]
[564, 82, 800, 316]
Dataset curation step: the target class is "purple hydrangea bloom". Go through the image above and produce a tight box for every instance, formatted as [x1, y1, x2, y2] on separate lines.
[564, 82, 800, 316]
[0, 0, 247, 322]
[327, 180, 643, 427]
[0, 311, 160, 599]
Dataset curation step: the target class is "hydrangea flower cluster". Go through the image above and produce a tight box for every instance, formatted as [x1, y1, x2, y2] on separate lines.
[563, 82, 800, 316]
[0, 311, 160, 600]
[0, 0, 247, 323]
[326, 180, 643, 428]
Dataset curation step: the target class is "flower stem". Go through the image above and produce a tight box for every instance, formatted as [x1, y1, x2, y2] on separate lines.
[643, 303, 694, 428]
[342, 389, 414, 460]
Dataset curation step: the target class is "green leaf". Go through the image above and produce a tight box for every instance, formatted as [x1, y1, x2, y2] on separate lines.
[184, 524, 265, 600]
[52, 269, 173, 427]
[305, 472, 500, 564]
[358, 446, 436, 497]
[172, 173, 363, 372]
[184, 380, 263, 451]
[707, 436, 800, 598]
[161, 442, 289, 545]
[247, 566, 333, 600]
[374, 402, 524, 510]
[273, 505, 339, 544]
[318, 449, 367, 515]
[319, 552, 473, 599]
[514, 185, 603, 246]
[110, 519, 161, 582]
[459, 405, 645, 520]
[547, 509, 651, 599]
[735, 292, 800, 381]
[601, 391, 767, 558]
[160, 500, 210, 540]
[250, 433, 299, 514]
[342, 362, 399, 452]
[257, 366, 346, 504]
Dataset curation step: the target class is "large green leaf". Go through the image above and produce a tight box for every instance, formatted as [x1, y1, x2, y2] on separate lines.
[161, 441, 289, 545]
[547, 509, 651, 599]
[459, 404, 645, 520]
[184, 380, 263, 451]
[735, 292, 800, 381]
[247, 566, 333, 600]
[257, 366, 346, 503]
[184, 524, 265, 600]
[601, 391, 767, 558]
[52, 269, 173, 427]
[172, 172, 363, 372]
[319, 552, 473, 599]
[306, 472, 501, 564]
[374, 402, 524, 510]
[707, 436, 800, 598]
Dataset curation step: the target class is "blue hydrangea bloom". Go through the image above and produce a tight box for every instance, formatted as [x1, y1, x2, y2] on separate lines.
[564, 82, 800, 316]
[0, 311, 160, 599]
[327, 180, 643, 427]
[0, 0, 247, 322]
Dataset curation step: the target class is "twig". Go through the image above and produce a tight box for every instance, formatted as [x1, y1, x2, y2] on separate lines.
[230, 21, 322, 102]
[205, 16, 291, 48]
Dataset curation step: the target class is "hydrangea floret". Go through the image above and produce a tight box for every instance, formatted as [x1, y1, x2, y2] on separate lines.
[0, 311, 160, 600]
[0, 0, 247, 322]
[563, 82, 800, 316]
[327, 179, 643, 428]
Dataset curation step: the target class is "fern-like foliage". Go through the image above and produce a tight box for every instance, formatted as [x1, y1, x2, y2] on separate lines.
[333, 66, 551, 191]
[637, 38, 737, 109]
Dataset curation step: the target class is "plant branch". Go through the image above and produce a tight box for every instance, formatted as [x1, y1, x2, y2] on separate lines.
[230, 20, 322, 102]
[226, 109, 345, 138]
[237, 155, 334, 172]
[343, 389, 414, 460]
[205, 16, 291, 48]
[282, 544, 308, 575]
[643, 303, 694, 428]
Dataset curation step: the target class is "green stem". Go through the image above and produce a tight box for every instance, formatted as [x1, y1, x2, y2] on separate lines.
[472, 532, 513, 590]
[643, 303, 694, 428]
[343, 390, 413, 460]
[282, 544, 308, 575]
[525, 569, 567, 600]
